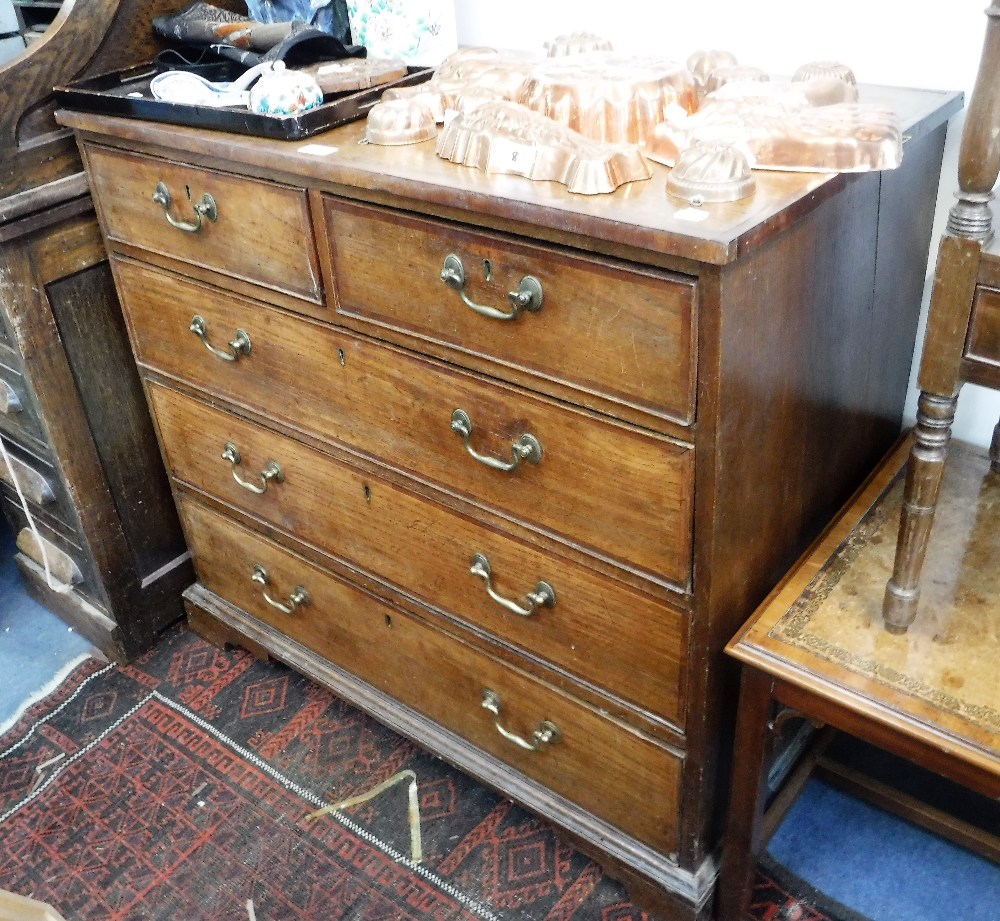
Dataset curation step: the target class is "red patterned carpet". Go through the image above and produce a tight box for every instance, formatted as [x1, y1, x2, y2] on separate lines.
[0, 624, 852, 921]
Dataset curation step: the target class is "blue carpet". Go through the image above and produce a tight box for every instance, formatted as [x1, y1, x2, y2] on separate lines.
[767, 778, 1000, 920]
[0, 525, 97, 735]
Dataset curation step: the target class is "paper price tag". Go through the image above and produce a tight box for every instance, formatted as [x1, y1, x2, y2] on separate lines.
[298, 144, 339, 157]
[673, 207, 709, 223]
[486, 138, 536, 178]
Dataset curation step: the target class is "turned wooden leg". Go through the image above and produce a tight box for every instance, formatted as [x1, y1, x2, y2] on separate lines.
[990, 416, 1000, 473]
[883, 392, 957, 633]
[716, 667, 775, 921]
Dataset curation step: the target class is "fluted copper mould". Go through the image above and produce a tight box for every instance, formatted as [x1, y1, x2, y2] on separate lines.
[792, 60, 857, 86]
[703, 65, 769, 96]
[435, 100, 652, 195]
[544, 32, 613, 57]
[666, 142, 755, 203]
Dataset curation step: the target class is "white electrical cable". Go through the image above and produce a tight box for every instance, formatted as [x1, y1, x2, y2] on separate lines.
[0, 432, 72, 594]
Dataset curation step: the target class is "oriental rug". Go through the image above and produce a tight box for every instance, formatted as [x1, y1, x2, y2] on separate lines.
[0, 623, 854, 921]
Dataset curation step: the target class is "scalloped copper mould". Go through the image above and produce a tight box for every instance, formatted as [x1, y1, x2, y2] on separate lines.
[382, 48, 536, 121]
[516, 52, 698, 146]
[435, 100, 652, 195]
[649, 83, 902, 173]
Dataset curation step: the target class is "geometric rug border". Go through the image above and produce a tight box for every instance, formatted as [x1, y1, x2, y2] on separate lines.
[0, 686, 502, 921]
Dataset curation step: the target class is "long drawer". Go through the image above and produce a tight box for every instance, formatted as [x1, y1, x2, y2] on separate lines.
[177, 493, 684, 855]
[84, 144, 322, 304]
[149, 381, 688, 725]
[118, 259, 694, 586]
[323, 197, 698, 429]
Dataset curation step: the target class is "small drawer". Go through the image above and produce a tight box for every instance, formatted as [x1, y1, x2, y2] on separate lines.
[178, 494, 684, 855]
[967, 285, 1000, 369]
[84, 143, 322, 304]
[0, 440, 57, 507]
[0, 361, 48, 450]
[119, 260, 694, 586]
[0, 306, 14, 351]
[323, 198, 698, 429]
[2, 494, 101, 606]
[15, 527, 83, 588]
[149, 382, 688, 725]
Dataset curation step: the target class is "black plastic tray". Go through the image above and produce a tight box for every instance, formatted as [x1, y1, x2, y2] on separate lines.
[55, 60, 434, 141]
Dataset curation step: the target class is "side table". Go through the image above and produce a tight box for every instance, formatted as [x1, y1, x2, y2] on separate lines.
[717, 437, 1000, 921]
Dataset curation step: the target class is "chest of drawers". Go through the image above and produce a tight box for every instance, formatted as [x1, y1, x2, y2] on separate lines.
[60, 84, 959, 918]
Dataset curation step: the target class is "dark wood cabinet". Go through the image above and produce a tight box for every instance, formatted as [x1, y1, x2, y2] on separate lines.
[0, 0, 239, 659]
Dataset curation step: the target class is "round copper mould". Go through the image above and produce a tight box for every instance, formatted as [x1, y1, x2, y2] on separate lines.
[792, 60, 857, 86]
[687, 49, 739, 89]
[703, 65, 769, 96]
[364, 98, 438, 145]
[667, 142, 755, 204]
[544, 32, 614, 57]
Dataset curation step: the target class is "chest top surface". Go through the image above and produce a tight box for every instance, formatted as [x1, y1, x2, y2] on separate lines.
[57, 83, 961, 267]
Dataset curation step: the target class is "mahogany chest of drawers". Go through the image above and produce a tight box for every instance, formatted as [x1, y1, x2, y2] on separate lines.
[60, 84, 959, 918]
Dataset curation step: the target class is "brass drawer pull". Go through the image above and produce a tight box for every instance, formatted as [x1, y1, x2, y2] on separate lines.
[440, 253, 543, 321]
[0, 380, 22, 414]
[152, 180, 218, 233]
[470, 553, 556, 617]
[190, 315, 251, 361]
[251, 563, 310, 614]
[481, 689, 560, 751]
[450, 409, 542, 472]
[221, 442, 284, 494]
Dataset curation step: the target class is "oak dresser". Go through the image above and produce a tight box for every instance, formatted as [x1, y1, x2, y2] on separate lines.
[0, 0, 241, 660]
[59, 83, 959, 918]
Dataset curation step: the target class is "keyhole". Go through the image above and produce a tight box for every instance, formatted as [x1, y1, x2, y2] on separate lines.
[363, 484, 371, 503]
[337, 348, 346, 366]
[384, 614, 392, 628]
[185, 185, 192, 201]
[483, 259, 493, 282]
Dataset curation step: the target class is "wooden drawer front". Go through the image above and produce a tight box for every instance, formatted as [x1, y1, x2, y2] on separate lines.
[120, 261, 694, 585]
[324, 198, 697, 427]
[0, 440, 58, 508]
[150, 382, 687, 724]
[968, 286, 1000, 369]
[2, 495, 96, 602]
[0, 361, 46, 450]
[178, 494, 683, 854]
[84, 144, 322, 304]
